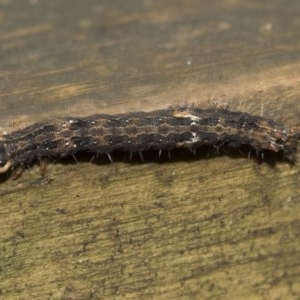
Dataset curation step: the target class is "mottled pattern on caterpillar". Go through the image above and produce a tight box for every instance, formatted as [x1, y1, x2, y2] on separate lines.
[0, 106, 298, 177]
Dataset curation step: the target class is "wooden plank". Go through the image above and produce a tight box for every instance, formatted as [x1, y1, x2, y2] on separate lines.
[0, 0, 300, 299]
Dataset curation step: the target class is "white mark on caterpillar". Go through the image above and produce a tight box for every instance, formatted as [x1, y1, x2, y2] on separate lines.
[0, 160, 12, 173]
[174, 112, 202, 122]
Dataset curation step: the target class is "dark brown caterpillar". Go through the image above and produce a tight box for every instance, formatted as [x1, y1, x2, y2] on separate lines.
[0, 106, 298, 177]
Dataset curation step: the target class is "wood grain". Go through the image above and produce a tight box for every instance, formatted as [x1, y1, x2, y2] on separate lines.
[0, 0, 300, 299]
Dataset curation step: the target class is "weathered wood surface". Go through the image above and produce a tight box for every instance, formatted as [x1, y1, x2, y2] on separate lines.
[0, 0, 300, 299]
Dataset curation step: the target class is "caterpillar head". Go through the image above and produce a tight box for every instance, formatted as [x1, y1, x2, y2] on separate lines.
[0, 143, 11, 174]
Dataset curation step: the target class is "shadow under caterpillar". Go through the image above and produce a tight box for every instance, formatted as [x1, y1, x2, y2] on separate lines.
[0, 106, 299, 179]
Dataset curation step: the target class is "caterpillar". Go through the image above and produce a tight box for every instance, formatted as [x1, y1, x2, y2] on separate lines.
[0, 106, 298, 178]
